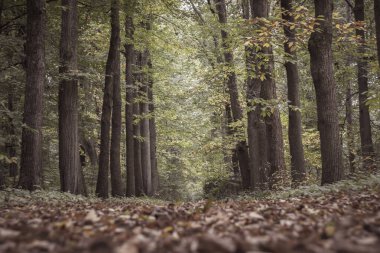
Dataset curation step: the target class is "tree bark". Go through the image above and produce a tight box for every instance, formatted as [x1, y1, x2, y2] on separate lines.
[139, 50, 152, 196]
[59, 0, 85, 194]
[354, 0, 375, 169]
[125, 14, 136, 196]
[375, 0, 380, 66]
[251, 0, 286, 189]
[18, 0, 45, 191]
[147, 57, 159, 195]
[214, 0, 250, 189]
[109, 0, 123, 197]
[308, 0, 343, 185]
[133, 51, 144, 196]
[281, 0, 306, 185]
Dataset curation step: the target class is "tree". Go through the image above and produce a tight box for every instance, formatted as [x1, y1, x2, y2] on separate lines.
[375, 0, 380, 66]
[139, 49, 152, 195]
[251, 0, 286, 188]
[59, 0, 86, 194]
[18, 0, 46, 191]
[308, 0, 343, 184]
[353, 0, 375, 169]
[125, 12, 136, 197]
[214, 0, 250, 189]
[110, 0, 123, 197]
[280, 0, 306, 185]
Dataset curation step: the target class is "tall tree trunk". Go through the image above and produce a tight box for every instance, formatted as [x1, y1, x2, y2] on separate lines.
[354, 0, 375, 169]
[251, 0, 286, 189]
[281, 0, 306, 185]
[375, 0, 380, 66]
[59, 0, 85, 194]
[243, 0, 261, 189]
[308, 0, 343, 185]
[214, 0, 250, 189]
[133, 51, 144, 196]
[18, 0, 45, 191]
[109, 0, 123, 197]
[147, 57, 159, 195]
[139, 50, 152, 196]
[125, 14, 136, 196]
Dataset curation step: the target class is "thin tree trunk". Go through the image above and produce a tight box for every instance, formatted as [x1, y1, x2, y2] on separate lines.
[214, 0, 250, 189]
[147, 57, 159, 195]
[109, 0, 123, 197]
[7, 92, 18, 180]
[375, 0, 380, 66]
[281, 0, 306, 185]
[308, 0, 343, 185]
[125, 14, 136, 196]
[133, 51, 144, 196]
[139, 49, 152, 196]
[346, 86, 355, 173]
[59, 0, 85, 194]
[354, 0, 375, 169]
[18, 0, 45, 191]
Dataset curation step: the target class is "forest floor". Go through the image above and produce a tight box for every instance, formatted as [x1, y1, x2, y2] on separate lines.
[1, 176, 380, 253]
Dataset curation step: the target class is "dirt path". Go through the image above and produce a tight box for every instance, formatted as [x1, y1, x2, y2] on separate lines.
[0, 187, 380, 253]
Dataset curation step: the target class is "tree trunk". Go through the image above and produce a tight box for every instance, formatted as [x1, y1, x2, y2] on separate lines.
[375, 0, 380, 66]
[109, 0, 123, 197]
[139, 50, 152, 196]
[59, 0, 85, 194]
[243, 0, 261, 189]
[214, 0, 250, 189]
[125, 14, 136, 196]
[281, 0, 306, 185]
[18, 0, 45, 191]
[354, 0, 375, 169]
[133, 51, 144, 196]
[308, 0, 343, 185]
[7, 93, 18, 181]
[346, 86, 355, 173]
[148, 57, 159, 195]
[251, 0, 286, 189]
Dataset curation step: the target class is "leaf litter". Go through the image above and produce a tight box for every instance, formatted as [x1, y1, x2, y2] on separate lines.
[0, 187, 379, 253]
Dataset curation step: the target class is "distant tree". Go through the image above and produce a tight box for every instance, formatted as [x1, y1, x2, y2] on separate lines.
[214, 0, 250, 189]
[353, 0, 375, 169]
[280, 0, 306, 185]
[59, 0, 86, 194]
[18, 0, 46, 191]
[308, 0, 343, 184]
[125, 10, 136, 197]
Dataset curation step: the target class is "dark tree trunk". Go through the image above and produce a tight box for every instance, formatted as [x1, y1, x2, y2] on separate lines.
[133, 51, 144, 196]
[59, 0, 85, 194]
[214, 0, 250, 189]
[148, 58, 159, 195]
[281, 0, 306, 185]
[346, 86, 355, 173]
[251, 0, 286, 189]
[308, 0, 343, 185]
[18, 0, 45, 191]
[243, 0, 261, 189]
[109, 0, 123, 197]
[354, 0, 375, 169]
[375, 0, 380, 66]
[125, 14, 136, 196]
[139, 50, 152, 196]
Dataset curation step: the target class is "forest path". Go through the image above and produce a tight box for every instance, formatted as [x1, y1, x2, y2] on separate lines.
[0, 187, 380, 253]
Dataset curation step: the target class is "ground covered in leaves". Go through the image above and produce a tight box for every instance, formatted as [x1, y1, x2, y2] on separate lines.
[1, 178, 380, 253]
